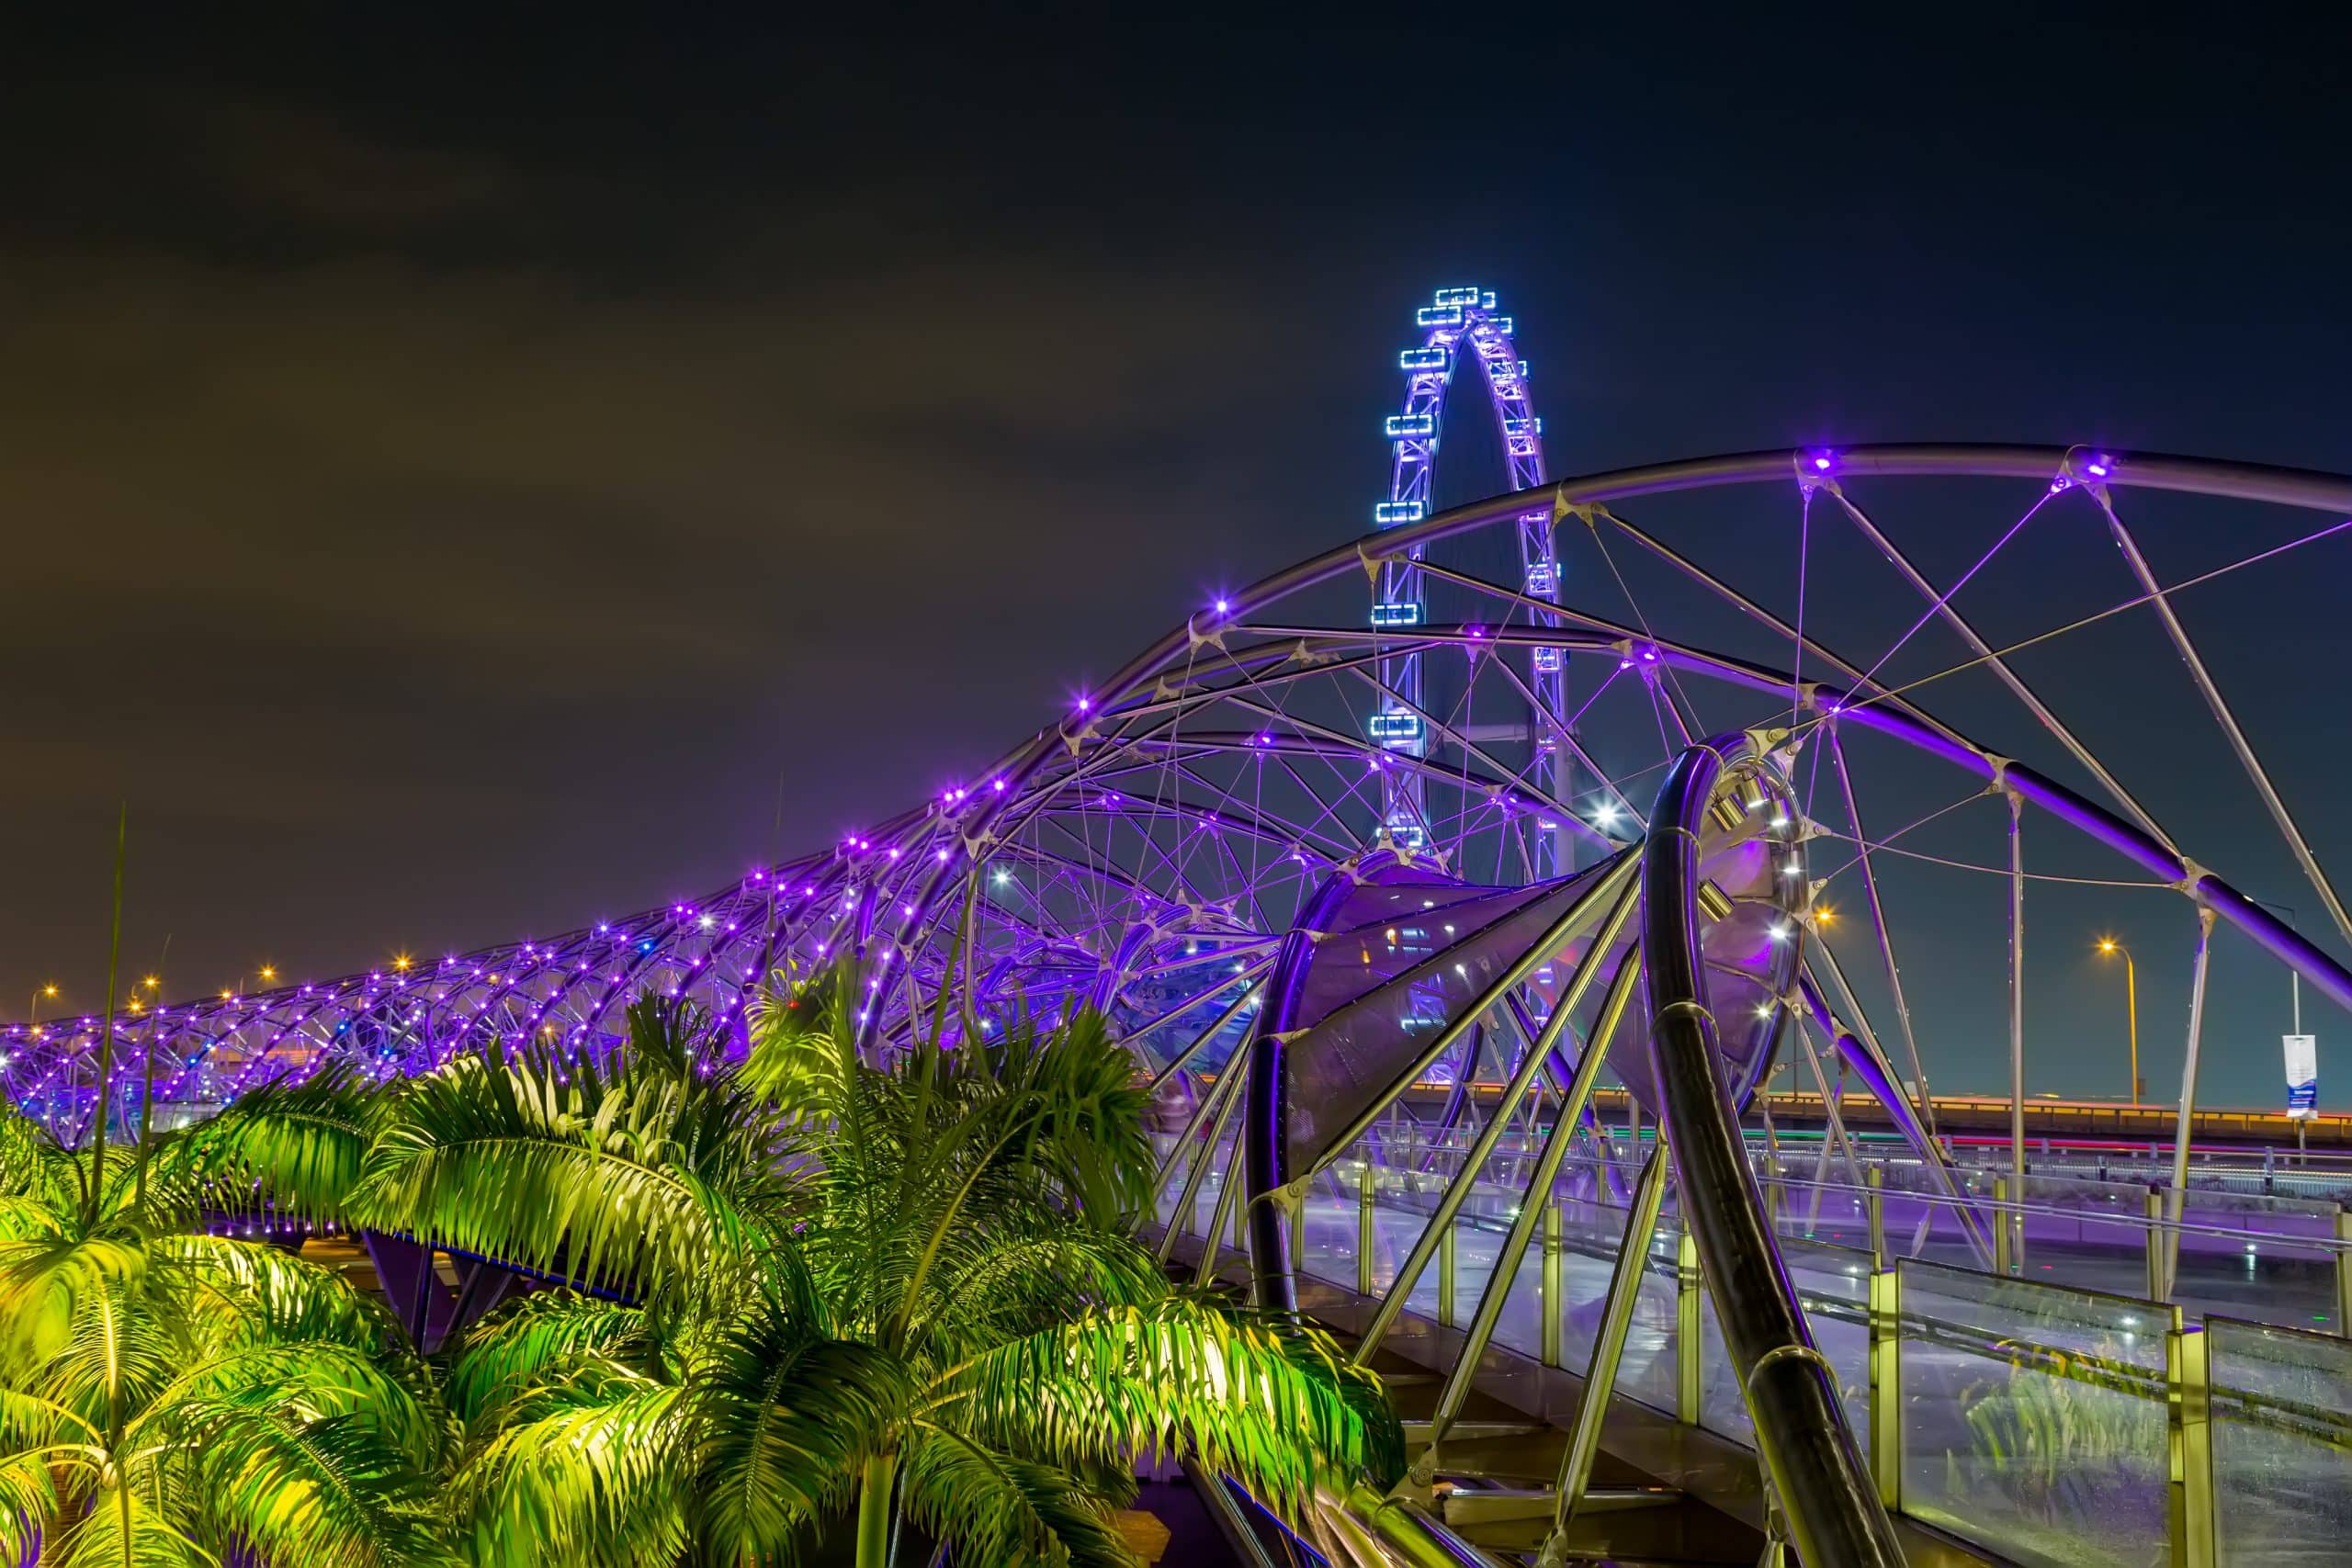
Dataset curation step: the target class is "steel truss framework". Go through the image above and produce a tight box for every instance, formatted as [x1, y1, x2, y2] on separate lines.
[22, 444, 2347, 1126]
[12, 367, 2352, 1557]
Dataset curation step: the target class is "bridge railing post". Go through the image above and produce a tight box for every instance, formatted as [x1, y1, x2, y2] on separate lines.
[1675, 1224, 1702, 1424]
[2145, 1187, 2167, 1303]
[2335, 1206, 2352, 1337]
[1357, 1158, 1376, 1299]
[1542, 1198, 1564, 1367]
[1868, 1263, 1902, 1512]
[2166, 1315, 2215, 1568]
[1437, 1217, 1456, 1328]
[1993, 1174, 2013, 1275]
[1865, 1167, 1885, 1258]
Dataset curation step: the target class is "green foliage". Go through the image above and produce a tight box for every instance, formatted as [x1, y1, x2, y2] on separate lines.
[0, 1097, 452, 1567]
[1947, 1334, 2165, 1547]
[32, 965, 1396, 1566]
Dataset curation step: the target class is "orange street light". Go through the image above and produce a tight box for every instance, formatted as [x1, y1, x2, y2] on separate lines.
[2097, 939, 2142, 1101]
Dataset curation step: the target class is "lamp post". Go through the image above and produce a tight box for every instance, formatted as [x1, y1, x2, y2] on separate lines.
[2253, 901, 2309, 1159]
[28, 983, 58, 1027]
[2096, 940, 2141, 1102]
[2252, 902, 2302, 1036]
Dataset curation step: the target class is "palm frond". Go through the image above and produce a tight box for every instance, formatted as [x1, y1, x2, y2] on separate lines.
[741, 967, 860, 1134]
[0, 1235, 144, 1378]
[0, 1446, 67, 1563]
[139, 1337, 447, 1474]
[177, 1398, 453, 1568]
[909, 1224, 1169, 1362]
[926, 1296, 1402, 1519]
[898, 1422, 1137, 1568]
[453, 1381, 689, 1568]
[0, 1100, 79, 1214]
[982, 1009, 1155, 1223]
[689, 1285, 908, 1560]
[164, 1064, 379, 1224]
[45, 1475, 214, 1568]
[345, 1051, 770, 1303]
[445, 1291, 651, 1423]
[150, 1233, 404, 1357]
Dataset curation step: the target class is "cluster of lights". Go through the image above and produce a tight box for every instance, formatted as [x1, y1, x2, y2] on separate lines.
[8, 763, 1108, 1108]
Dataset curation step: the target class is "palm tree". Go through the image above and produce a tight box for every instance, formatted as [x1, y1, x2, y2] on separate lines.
[195, 979, 1398, 1565]
[0, 1098, 450, 1566]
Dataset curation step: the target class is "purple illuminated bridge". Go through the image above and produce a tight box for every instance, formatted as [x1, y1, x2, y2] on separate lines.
[16, 288, 2352, 1565]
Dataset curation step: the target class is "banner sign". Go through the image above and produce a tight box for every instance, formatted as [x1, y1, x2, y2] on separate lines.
[2284, 1033, 2318, 1119]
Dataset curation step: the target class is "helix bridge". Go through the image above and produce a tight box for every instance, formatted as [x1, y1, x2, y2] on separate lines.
[15, 288, 2352, 1565]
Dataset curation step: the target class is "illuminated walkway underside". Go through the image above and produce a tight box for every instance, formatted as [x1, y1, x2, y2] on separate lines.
[19, 445, 2352, 1565]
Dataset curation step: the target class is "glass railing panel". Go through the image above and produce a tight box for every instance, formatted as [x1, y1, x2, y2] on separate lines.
[1193, 1134, 1240, 1247]
[1447, 1207, 1509, 1328]
[1695, 1237, 1872, 1449]
[1544, 1193, 1679, 1411]
[2006, 1171, 2156, 1304]
[1487, 1224, 1544, 1359]
[1895, 1259, 2172, 1568]
[1874, 1161, 2001, 1269]
[1552, 1192, 1622, 1375]
[2208, 1314, 2352, 1562]
[2170, 1213, 2338, 1335]
[1781, 1170, 1873, 1252]
[1617, 1216, 1681, 1415]
[1369, 1177, 1441, 1317]
[1151, 1132, 1186, 1229]
[1294, 1160, 1360, 1290]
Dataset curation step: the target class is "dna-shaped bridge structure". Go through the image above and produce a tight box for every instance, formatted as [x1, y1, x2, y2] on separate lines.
[18, 289, 2352, 1564]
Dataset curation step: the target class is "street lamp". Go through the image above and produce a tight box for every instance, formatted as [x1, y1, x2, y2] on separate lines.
[2250, 901, 2303, 1036]
[2096, 940, 2142, 1102]
[29, 984, 58, 1026]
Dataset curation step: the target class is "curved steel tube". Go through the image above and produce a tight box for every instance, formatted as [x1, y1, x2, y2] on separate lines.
[1643, 736, 1904, 1568]
[882, 443, 2352, 989]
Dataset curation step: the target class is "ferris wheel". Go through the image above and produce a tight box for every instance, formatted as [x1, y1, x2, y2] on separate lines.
[1371, 287, 1571, 874]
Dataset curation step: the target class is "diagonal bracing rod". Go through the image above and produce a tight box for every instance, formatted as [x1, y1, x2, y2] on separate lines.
[1156, 1057, 1250, 1266]
[1826, 724, 1939, 1128]
[1425, 949, 1645, 1442]
[2161, 905, 2219, 1301]
[1299, 852, 1641, 1180]
[1546, 1137, 1673, 1546]
[1347, 877, 1644, 1363]
[1145, 975, 1270, 1094]
[1827, 485, 2176, 850]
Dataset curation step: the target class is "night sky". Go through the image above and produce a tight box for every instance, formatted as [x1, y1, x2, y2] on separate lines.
[6, 17, 2349, 1106]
